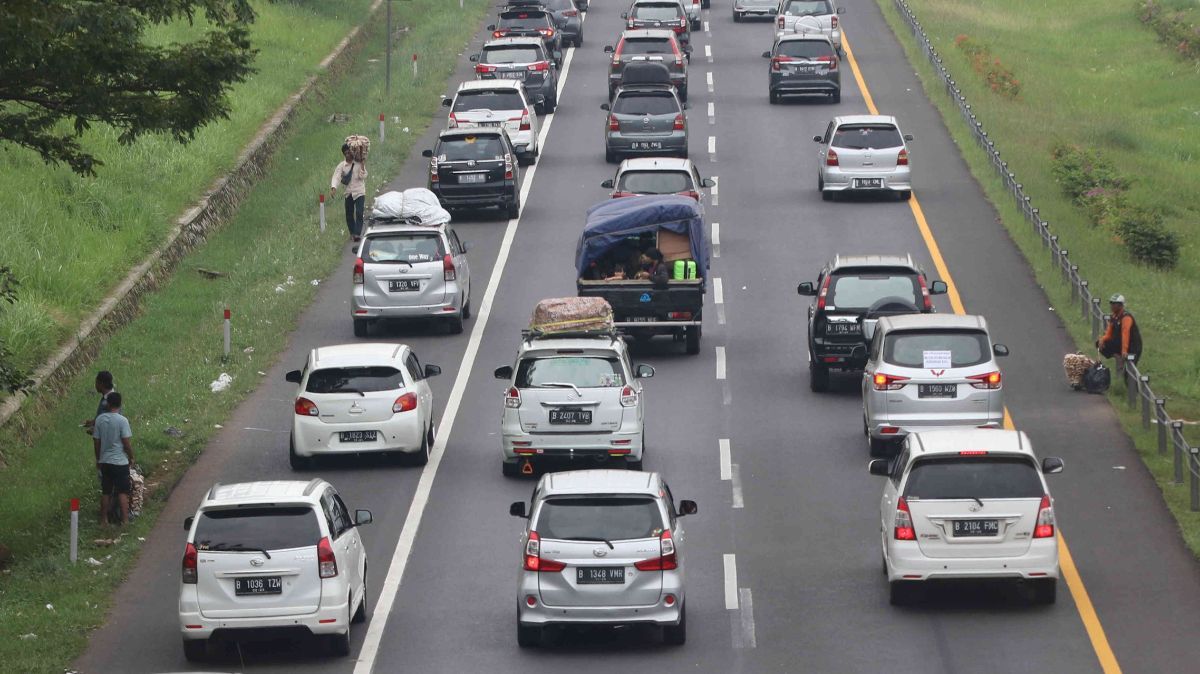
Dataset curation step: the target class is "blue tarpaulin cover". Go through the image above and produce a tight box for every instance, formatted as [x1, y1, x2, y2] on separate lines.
[575, 195, 709, 280]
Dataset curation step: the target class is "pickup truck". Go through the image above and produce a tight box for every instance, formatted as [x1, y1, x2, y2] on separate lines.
[575, 195, 708, 354]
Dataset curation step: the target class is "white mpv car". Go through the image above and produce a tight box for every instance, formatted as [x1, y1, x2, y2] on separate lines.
[286, 343, 441, 469]
[869, 430, 1064, 605]
[179, 480, 373, 660]
[443, 80, 541, 165]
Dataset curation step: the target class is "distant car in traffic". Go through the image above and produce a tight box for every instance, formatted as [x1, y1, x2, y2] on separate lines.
[510, 469, 697, 646]
[424, 128, 522, 219]
[869, 429, 1063, 605]
[506, 0, 584, 48]
[623, 0, 691, 45]
[489, 6, 563, 65]
[443, 80, 541, 165]
[471, 37, 559, 114]
[815, 115, 913, 200]
[776, 0, 844, 53]
[602, 83, 689, 163]
[763, 33, 841, 104]
[179, 480, 374, 661]
[601, 157, 714, 217]
[733, 0, 779, 22]
[605, 29, 690, 100]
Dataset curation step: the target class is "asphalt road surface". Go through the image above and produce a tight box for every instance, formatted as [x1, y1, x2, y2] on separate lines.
[76, 1, 1200, 673]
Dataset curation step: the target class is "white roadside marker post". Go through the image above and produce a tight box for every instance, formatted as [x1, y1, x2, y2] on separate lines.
[69, 498, 79, 564]
[223, 309, 231, 362]
[412, 53, 419, 80]
[379, 113, 386, 142]
[319, 193, 327, 233]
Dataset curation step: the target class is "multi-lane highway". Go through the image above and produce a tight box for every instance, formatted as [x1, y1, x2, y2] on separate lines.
[75, 1, 1200, 672]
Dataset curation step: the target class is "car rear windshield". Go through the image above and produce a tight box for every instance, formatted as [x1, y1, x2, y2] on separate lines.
[620, 38, 675, 55]
[903, 457, 1044, 500]
[306, 366, 405, 394]
[362, 232, 445, 264]
[453, 90, 525, 112]
[832, 125, 904, 150]
[439, 136, 506, 161]
[537, 497, 664, 541]
[828, 273, 919, 311]
[516, 356, 625, 388]
[778, 40, 835, 59]
[482, 46, 543, 64]
[499, 13, 549, 29]
[194, 507, 321, 552]
[618, 170, 692, 194]
[613, 91, 679, 115]
[634, 5, 683, 20]
[883, 329, 991, 368]
[783, 0, 833, 16]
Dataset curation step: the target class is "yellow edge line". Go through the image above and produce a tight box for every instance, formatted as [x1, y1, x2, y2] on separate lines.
[842, 31, 1122, 674]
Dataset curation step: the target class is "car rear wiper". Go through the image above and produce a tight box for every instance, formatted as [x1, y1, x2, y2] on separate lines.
[540, 381, 582, 397]
[331, 387, 366, 397]
[943, 496, 985, 508]
[566, 536, 614, 549]
[211, 543, 272, 559]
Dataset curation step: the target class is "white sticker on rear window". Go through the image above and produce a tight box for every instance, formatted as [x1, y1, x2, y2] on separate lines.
[922, 350, 952, 369]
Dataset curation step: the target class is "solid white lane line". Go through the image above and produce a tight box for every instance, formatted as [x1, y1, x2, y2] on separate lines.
[718, 438, 731, 480]
[353, 34, 582, 674]
[715, 346, 726, 380]
[713, 277, 724, 304]
[706, 71, 714, 93]
[731, 463, 744, 508]
[707, 136, 716, 155]
[723, 554, 739, 610]
[738, 588, 757, 648]
[705, 44, 713, 62]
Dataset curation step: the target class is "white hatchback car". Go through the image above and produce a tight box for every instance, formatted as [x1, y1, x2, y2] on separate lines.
[868, 430, 1064, 605]
[286, 343, 441, 469]
[443, 80, 541, 165]
[179, 480, 373, 661]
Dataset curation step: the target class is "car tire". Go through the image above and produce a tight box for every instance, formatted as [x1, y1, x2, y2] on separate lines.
[182, 639, 207, 662]
[662, 604, 686, 645]
[626, 455, 643, 471]
[507, 197, 521, 220]
[822, 189, 833, 202]
[462, 293, 472, 320]
[809, 361, 830, 392]
[605, 148, 618, 164]
[329, 601, 352, 656]
[502, 460, 521, 477]
[733, 12, 742, 22]
[831, 91, 841, 104]
[889, 580, 919, 606]
[691, 19, 701, 31]
[769, 91, 779, 104]
[1032, 579, 1057, 605]
[410, 425, 431, 466]
[289, 437, 312, 471]
[447, 314, 465, 335]
[898, 190, 912, 201]
[517, 620, 541, 648]
[353, 318, 370, 338]
[542, 95, 557, 114]
[352, 572, 368, 623]
[869, 436, 892, 457]
[685, 325, 702, 354]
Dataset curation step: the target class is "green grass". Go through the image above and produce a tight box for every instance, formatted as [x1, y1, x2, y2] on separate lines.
[876, 0, 1200, 555]
[0, 1, 488, 671]
[0, 0, 376, 374]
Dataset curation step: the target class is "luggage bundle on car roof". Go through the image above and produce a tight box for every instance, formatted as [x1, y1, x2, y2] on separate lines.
[369, 188, 452, 227]
[619, 62, 674, 89]
[528, 297, 615, 336]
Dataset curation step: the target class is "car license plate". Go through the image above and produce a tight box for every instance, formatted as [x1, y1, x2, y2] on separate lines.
[388, 279, 420, 292]
[952, 519, 1000, 537]
[501, 71, 524, 79]
[854, 178, 884, 189]
[549, 409, 592, 425]
[234, 576, 282, 595]
[793, 65, 817, 74]
[825, 322, 860, 335]
[628, 316, 655, 322]
[632, 141, 663, 150]
[918, 383, 957, 398]
[478, 121, 502, 127]
[457, 173, 486, 184]
[339, 430, 378, 443]
[577, 566, 625, 584]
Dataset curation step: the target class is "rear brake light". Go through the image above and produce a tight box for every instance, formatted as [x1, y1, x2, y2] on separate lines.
[504, 154, 514, 180]
[448, 112, 459, 129]
[831, 15, 839, 29]
[429, 156, 439, 183]
[815, 54, 838, 70]
[635, 530, 678, 570]
[318, 537, 338, 578]
[777, 16, 785, 29]
[673, 114, 685, 130]
[528, 61, 550, 72]
[815, 275, 831, 309]
[967, 371, 1002, 389]
[524, 531, 567, 572]
[295, 397, 319, 416]
[476, 63, 497, 74]
[182, 543, 197, 584]
[393, 392, 417, 413]
[897, 148, 909, 166]
[564, 9, 578, 17]
[826, 149, 839, 167]
[443, 253, 456, 281]
[959, 450, 989, 456]
[492, 30, 505, 39]
[620, 385, 638, 407]
[894, 498, 916, 540]
[505, 386, 521, 408]
[918, 275, 932, 310]
[518, 109, 531, 131]
[680, 190, 700, 201]
[873, 373, 909, 391]
[609, 114, 619, 131]
[1033, 495, 1055, 539]
[538, 27, 555, 38]
[770, 55, 788, 72]
[352, 257, 364, 284]
[668, 311, 693, 319]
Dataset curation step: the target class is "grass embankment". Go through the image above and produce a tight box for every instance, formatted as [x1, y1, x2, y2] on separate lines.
[875, 0, 1200, 555]
[0, 1, 488, 670]
[0, 0, 375, 373]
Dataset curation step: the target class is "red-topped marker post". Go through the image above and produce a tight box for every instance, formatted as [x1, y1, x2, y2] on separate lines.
[69, 498, 79, 563]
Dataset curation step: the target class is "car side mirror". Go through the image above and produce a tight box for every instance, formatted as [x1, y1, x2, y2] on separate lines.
[421, 149, 433, 158]
[183, 516, 194, 531]
[600, 102, 611, 111]
[620, 11, 628, 18]
[469, 54, 479, 62]
[509, 501, 527, 518]
[813, 135, 823, 143]
[863, 321, 877, 342]
[992, 344, 1010, 357]
[682, 102, 689, 110]
[487, 24, 496, 30]
[604, 45, 614, 54]
[869, 459, 890, 476]
[678, 500, 698, 516]
[285, 369, 302, 384]
[929, 280, 948, 295]
[424, 364, 442, 378]
[635, 364, 655, 379]
[494, 365, 514, 380]
[904, 134, 914, 141]
[1042, 457, 1065, 475]
[837, 7, 845, 14]
[684, 44, 693, 54]
[601, 179, 614, 188]
[762, 51, 772, 58]
[701, 178, 715, 188]
[355, 509, 374, 526]
[441, 98, 452, 107]
[461, 240, 470, 253]
[797, 281, 816, 296]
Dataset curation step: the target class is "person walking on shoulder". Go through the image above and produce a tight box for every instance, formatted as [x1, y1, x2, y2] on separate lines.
[330, 144, 368, 243]
[93, 392, 135, 526]
[1096, 293, 1142, 369]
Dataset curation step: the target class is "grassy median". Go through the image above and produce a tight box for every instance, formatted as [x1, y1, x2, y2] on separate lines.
[0, 1, 487, 670]
[876, 0, 1200, 555]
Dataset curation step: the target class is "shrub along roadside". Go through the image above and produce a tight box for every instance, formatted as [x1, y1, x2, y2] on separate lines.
[0, 1, 487, 671]
[1138, 0, 1200, 61]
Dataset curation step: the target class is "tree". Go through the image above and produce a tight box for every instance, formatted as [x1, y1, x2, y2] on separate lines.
[0, 1, 259, 176]
[0, 267, 31, 394]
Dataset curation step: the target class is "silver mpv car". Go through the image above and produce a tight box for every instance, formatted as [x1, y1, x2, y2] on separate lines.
[510, 469, 697, 647]
[862, 314, 1008, 456]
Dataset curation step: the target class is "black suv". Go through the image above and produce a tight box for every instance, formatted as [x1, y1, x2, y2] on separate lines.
[489, 7, 563, 66]
[797, 254, 947, 391]
[423, 128, 521, 219]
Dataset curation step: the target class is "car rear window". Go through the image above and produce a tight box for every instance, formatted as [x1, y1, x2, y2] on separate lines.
[537, 497, 664, 541]
[832, 124, 904, 150]
[306, 366, 405, 394]
[482, 46, 543, 64]
[620, 38, 675, 55]
[903, 457, 1044, 500]
[194, 507, 321, 552]
[499, 13, 549, 30]
[516, 356, 625, 388]
[618, 170, 692, 194]
[634, 5, 683, 20]
[778, 40, 835, 59]
[613, 91, 679, 115]
[439, 135, 506, 161]
[362, 232, 445, 263]
[453, 90, 525, 112]
[883, 329, 991, 368]
[783, 0, 833, 16]
[828, 273, 919, 311]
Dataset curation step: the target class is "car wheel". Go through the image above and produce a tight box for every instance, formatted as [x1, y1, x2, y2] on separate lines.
[182, 639, 207, 662]
[898, 190, 912, 201]
[410, 425, 431, 466]
[889, 580, 919, 606]
[830, 91, 841, 104]
[507, 196, 521, 220]
[502, 460, 521, 477]
[353, 318, 370, 338]
[869, 436, 892, 458]
[289, 437, 312, 471]
[626, 452, 643, 471]
[542, 95, 557, 114]
[662, 603, 686, 645]
[575, 34, 584, 48]
[447, 314, 465, 335]
[605, 148, 618, 164]
[328, 605, 352, 656]
[822, 189, 834, 202]
[691, 19, 701, 30]
[679, 86, 688, 102]
[352, 570, 368, 623]
[517, 620, 542, 648]
[769, 90, 779, 104]
[733, 11, 742, 22]
[685, 325, 701, 354]
[462, 293, 472, 320]
[1031, 579, 1057, 605]
[809, 361, 830, 392]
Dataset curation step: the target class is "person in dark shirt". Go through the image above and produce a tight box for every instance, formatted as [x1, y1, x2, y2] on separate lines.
[82, 370, 117, 436]
[636, 248, 670, 286]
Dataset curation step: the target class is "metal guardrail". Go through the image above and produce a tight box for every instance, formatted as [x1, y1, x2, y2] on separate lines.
[893, 0, 1200, 510]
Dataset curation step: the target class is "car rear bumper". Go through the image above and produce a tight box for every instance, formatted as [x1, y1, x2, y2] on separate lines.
[431, 184, 516, 207]
[821, 166, 911, 192]
[606, 134, 688, 156]
[867, 415, 1005, 440]
[501, 428, 644, 461]
[352, 288, 464, 320]
[770, 75, 840, 95]
[293, 414, 424, 456]
[179, 594, 349, 640]
[886, 540, 1059, 581]
[518, 576, 684, 626]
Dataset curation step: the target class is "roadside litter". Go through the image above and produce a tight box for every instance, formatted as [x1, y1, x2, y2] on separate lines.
[209, 373, 233, 393]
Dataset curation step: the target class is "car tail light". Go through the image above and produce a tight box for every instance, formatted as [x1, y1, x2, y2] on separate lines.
[352, 257, 364, 285]
[673, 114, 685, 130]
[476, 63, 497, 74]
[182, 543, 198, 584]
[448, 112, 459, 129]
[504, 155, 514, 180]
[634, 530, 678, 570]
[680, 190, 701, 201]
[524, 531, 566, 572]
[1033, 494, 1055, 539]
[429, 157, 439, 183]
[872, 373, 909, 391]
[831, 15, 839, 29]
[777, 16, 785, 29]
[674, 19, 686, 33]
[815, 54, 838, 70]
[318, 537, 338, 578]
[668, 311, 693, 319]
[620, 385, 638, 407]
[897, 148, 909, 166]
[564, 9, 578, 17]
[959, 450, 989, 456]
[917, 275, 932, 310]
[967, 371, 1002, 390]
[443, 253, 456, 281]
[492, 30, 506, 39]
[826, 149, 839, 167]
[527, 60, 550, 72]
[393, 392, 417, 413]
[770, 56, 789, 72]
[815, 275, 831, 309]
[894, 498, 916, 540]
[295, 397, 320, 416]
[519, 109, 531, 131]
[609, 114, 619, 131]
[538, 27, 555, 38]
[611, 191, 635, 198]
[670, 37, 683, 66]
[505, 386, 521, 408]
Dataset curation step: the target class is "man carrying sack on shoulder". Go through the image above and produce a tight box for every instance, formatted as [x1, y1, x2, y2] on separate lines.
[330, 142, 368, 243]
[1096, 293, 1142, 370]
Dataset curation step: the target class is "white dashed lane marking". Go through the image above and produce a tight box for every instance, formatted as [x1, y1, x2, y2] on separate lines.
[715, 346, 727, 380]
[723, 554, 739, 610]
[718, 438, 732, 480]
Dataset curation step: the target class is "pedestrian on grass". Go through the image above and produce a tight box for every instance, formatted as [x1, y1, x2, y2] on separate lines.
[93, 391, 135, 526]
[1096, 293, 1142, 370]
[330, 144, 368, 243]
[81, 370, 117, 436]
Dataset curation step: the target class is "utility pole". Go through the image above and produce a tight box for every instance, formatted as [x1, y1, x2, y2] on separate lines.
[385, 0, 393, 96]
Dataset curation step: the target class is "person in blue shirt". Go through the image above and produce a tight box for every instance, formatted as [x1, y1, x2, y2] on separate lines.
[92, 392, 135, 526]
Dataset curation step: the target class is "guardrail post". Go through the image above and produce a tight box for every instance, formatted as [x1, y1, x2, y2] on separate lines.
[1069, 267, 1079, 301]
[1059, 250, 1069, 283]
[1125, 358, 1138, 408]
[1156, 400, 1168, 454]
[1191, 448, 1199, 512]
[1173, 421, 1185, 483]
[1080, 280, 1089, 320]
[1141, 377, 1151, 429]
